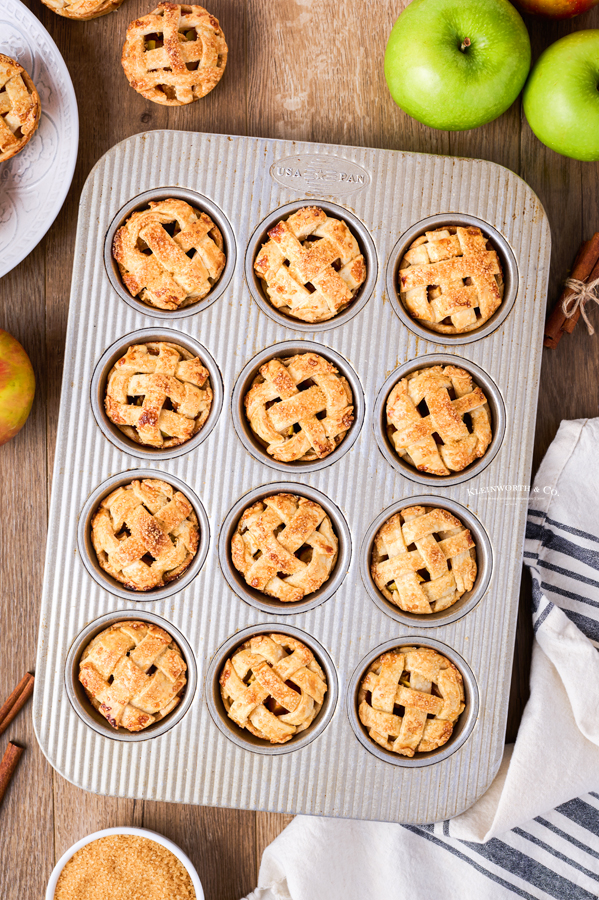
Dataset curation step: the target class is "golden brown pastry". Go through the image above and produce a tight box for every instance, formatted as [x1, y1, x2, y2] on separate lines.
[371, 506, 476, 613]
[220, 633, 327, 744]
[79, 621, 187, 732]
[399, 226, 504, 334]
[112, 198, 225, 311]
[386, 364, 492, 476]
[0, 55, 41, 163]
[231, 493, 338, 602]
[91, 478, 199, 591]
[121, 3, 227, 106]
[244, 352, 354, 463]
[254, 206, 366, 323]
[104, 342, 212, 448]
[359, 646, 465, 756]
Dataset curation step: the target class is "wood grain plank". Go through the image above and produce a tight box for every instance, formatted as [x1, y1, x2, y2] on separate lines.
[143, 803, 257, 900]
[0, 245, 54, 899]
[256, 812, 293, 870]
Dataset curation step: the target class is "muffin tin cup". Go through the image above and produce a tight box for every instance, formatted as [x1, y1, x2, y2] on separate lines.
[65, 610, 198, 743]
[360, 496, 493, 627]
[386, 213, 519, 345]
[373, 353, 506, 487]
[206, 623, 339, 756]
[77, 469, 210, 601]
[347, 636, 479, 768]
[104, 186, 237, 320]
[244, 199, 378, 332]
[90, 328, 224, 460]
[232, 340, 365, 474]
[219, 482, 352, 614]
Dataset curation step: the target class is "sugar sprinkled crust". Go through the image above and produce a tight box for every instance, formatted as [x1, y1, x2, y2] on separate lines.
[54, 835, 196, 900]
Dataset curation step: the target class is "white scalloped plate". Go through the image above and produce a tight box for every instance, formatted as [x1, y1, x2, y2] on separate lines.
[0, 0, 79, 278]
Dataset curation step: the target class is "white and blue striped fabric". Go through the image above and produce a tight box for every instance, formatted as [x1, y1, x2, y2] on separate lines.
[245, 419, 599, 900]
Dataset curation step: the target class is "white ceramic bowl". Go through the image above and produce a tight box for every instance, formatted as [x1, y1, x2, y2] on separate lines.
[45, 826, 204, 900]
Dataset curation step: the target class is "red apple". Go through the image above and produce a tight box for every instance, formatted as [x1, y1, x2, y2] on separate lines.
[514, 0, 599, 17]
[0, 330, 35, 446]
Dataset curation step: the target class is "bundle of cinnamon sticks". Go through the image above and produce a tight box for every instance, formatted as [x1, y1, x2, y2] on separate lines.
[0, 672, 34, 810]
[544, 233, 599, 348]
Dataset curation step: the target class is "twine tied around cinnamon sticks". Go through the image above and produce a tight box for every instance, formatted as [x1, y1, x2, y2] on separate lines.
[545, 233, 599, 348]
[561, 276, 599, 335]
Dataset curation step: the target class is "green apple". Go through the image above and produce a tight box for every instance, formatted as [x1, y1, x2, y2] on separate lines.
[385, 0, 531, 131]
[523, 30, 599, 161]
[0, 330, 35, 446]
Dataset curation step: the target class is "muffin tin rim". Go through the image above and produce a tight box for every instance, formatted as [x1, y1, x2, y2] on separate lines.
[385, 212, 520, 345]
[205, 623, 339, 756]
[346, 635, 479, 768]
[244, 198, 379, 332]
[231, 339, 366, 474]
[218, 480, 352, 615]
[76, 468, 210, 601]
[373, 352, 507, 487]
[64, 609, 198, 743]
[359, 495, 493, 627]
[90, 327, 224, 460]
[103, 185, 237, 320]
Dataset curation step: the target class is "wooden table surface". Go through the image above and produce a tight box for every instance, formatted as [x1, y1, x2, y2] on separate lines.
[1, 1, 598, 897]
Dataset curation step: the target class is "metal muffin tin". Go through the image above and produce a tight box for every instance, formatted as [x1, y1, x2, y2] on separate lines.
[33, 131, 550, 824]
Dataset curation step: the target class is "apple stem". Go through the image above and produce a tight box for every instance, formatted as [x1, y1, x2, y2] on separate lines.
[460, 37, 471, 52]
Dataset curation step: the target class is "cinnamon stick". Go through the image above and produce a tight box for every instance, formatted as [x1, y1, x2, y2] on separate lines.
[0, 673, 34, 735]
[0, 742, 24, 808]
[562, 253, 599, 335]
[544, 233, 599, 348]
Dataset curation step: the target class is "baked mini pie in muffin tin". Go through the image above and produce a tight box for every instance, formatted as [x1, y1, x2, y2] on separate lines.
[104, 341, 213, 449]
[0, 54, 41, 164]
[358, 646, 465, 757]
[91, 478, 199, 591]
[231, 492, 338, 603]
[399, 226, 504, 335]
[386, 364, 492, 476]
[121, 3, 228, 106]
[40, 0, 124, 18]
[254, 206, 367, 323]
[219, 633, 328, 744]
[112, 198, 226, 311]
[371, 505, 476, 614]
[244, 351, 354, 463]
[79, 621, 187, 732]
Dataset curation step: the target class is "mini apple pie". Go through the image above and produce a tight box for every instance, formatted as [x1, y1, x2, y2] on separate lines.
[386, 364, 492, 476]
[359, 646, 465, 756]
[91, 478, 199, 591]
[112, 198, 226, 311]
[371, 506, 476, 614]
[40, 0, 124, 19]
[220, 633, 328, 744]
[398, 226, 504, 334]
[0, 55, 41, 163]
[104, 341, 212, 448]
[79, 620, 187, 732]
[254, 206, 367, 323]
[244, 351, 354, 463]
[121, 3, 228, 106]
[231, 493, 338, 602]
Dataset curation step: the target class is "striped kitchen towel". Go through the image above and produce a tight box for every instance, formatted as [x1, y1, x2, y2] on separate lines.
[244, 418, 599, 900]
